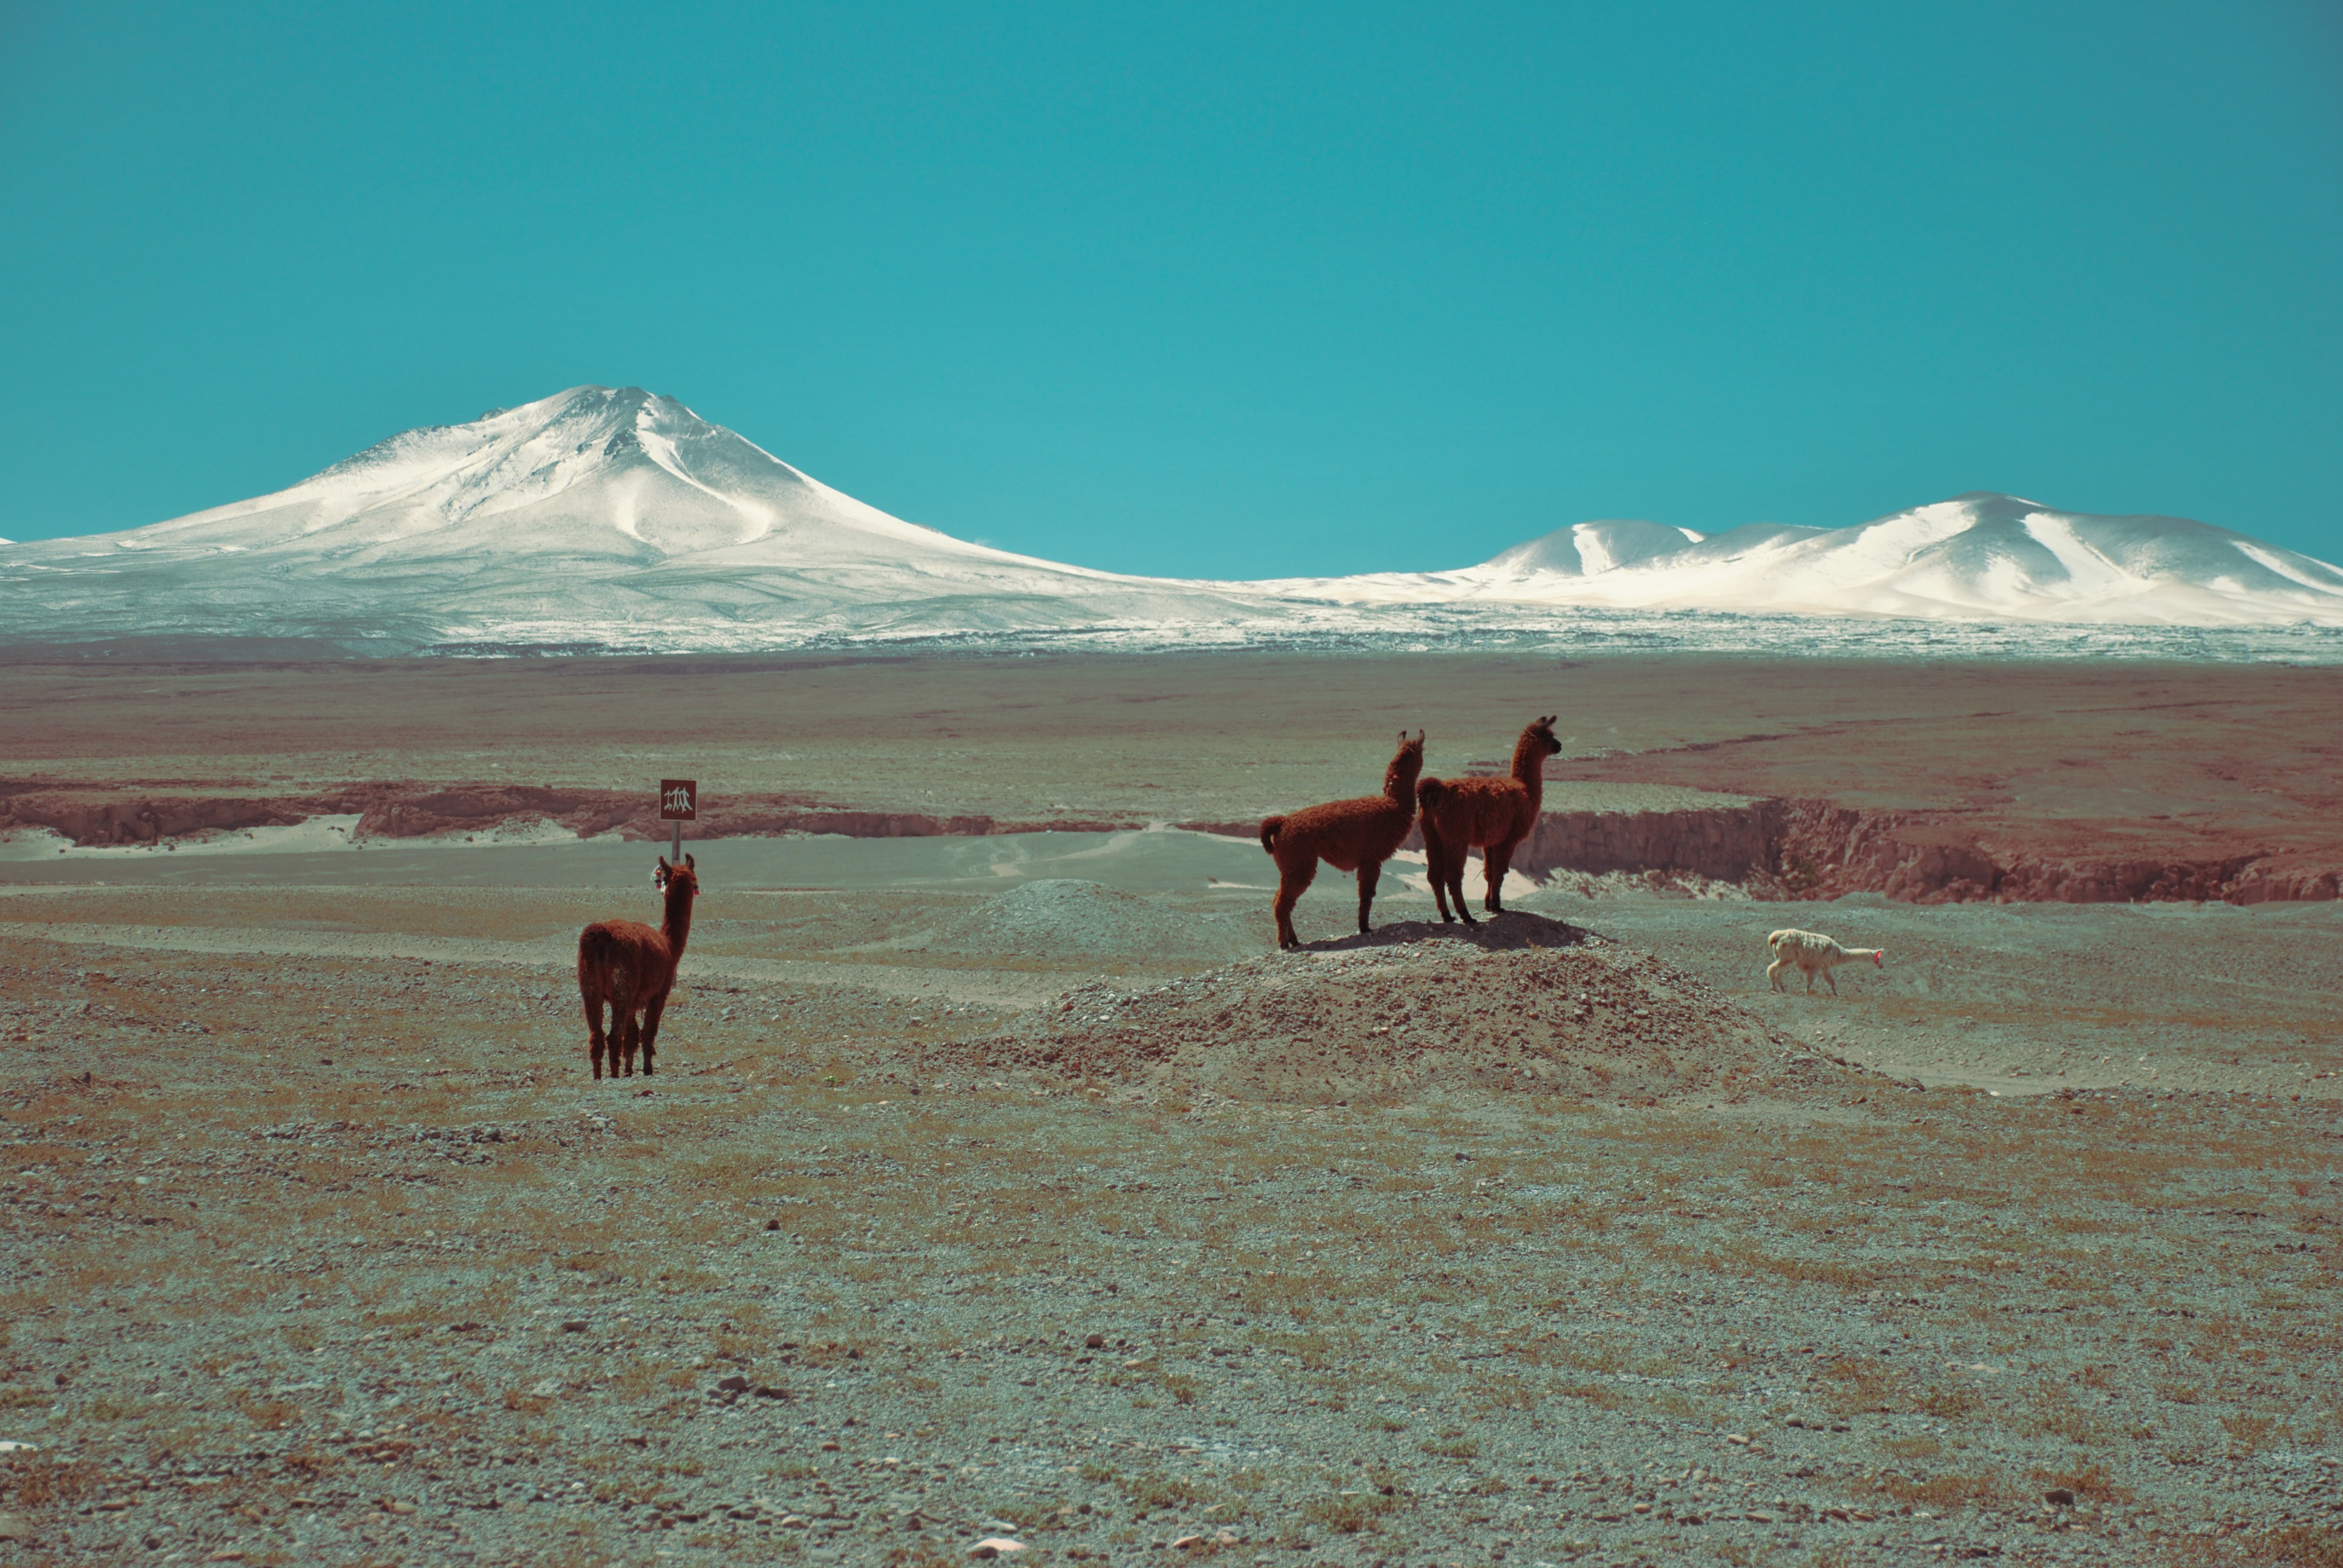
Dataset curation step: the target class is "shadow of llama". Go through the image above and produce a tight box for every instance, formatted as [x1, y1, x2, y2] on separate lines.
[1259, 730, 1424, 950]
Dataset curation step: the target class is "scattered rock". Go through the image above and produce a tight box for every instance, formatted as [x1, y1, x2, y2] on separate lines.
[2045, 1488, 2076, 1508]
[1084, 1333, 1106, 1349]
[715, 1376, 751, 1394]
[0, 1513, 30, 1541]
[969, 1539, 1026, 1560]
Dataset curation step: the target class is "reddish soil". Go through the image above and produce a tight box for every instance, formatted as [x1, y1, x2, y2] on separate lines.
[1544, 662, 2341, 902]
[2, 652, 2335, 903]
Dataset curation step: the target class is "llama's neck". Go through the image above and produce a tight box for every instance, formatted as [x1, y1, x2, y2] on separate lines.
[1509, 733, 1548, 806]
[1386, 756, 1423, 807]
[661, 887, 695, 959]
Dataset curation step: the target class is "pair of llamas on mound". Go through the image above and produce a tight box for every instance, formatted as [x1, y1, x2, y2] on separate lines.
[1259, 716, 1562, 950]
[1256, 722, 1889, 981]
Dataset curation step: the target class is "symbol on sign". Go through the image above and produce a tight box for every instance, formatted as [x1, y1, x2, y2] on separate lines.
[659, 779, 697, 821]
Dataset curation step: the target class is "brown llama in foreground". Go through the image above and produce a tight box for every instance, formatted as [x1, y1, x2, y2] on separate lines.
[577, 853, 698, 1079]
[1259, 730, 1424, 949]
[1417, 715, 1562, 924]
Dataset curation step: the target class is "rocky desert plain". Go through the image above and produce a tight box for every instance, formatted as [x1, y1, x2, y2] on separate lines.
[1, 650, 2338, 1568]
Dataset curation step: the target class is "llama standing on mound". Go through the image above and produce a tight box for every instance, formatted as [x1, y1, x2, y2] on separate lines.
[1416, 715, 1563, 924]
[577, 853, 699, 1079]
[1765, 928, 1884, 996]
[1259, 730, 1424, 950]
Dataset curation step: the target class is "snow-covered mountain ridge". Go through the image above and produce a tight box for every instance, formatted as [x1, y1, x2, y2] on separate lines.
[3, 386, 2338, 655]
[0, 386, 1270, 650]
[1265, 494, 2343, 627]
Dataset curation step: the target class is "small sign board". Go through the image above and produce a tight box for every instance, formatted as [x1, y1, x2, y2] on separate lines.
[659, 779, 698, 822]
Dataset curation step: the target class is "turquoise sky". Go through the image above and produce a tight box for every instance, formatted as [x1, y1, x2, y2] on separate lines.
[4, 1, 2338, 573]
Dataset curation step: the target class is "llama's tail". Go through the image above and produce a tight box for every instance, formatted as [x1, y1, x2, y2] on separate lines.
[578, 924, 619, 990]
[1259, 815, 1285, 855]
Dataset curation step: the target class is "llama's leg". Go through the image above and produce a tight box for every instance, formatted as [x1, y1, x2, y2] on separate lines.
[584, 994, 608, 1080]
[640, 991, 669, 1076]
[1273, 855, 1317, 949]
[1447, 854, 1476, 925]
[614, 997, 640, 1076]
[1803, 965, 1817, 994]
[1823, 966, 1839, 998]
[1484, 843, 1515, 913]
[1355, 861, 1381, 935]
[1766, 958, 1787, 993]
[1423, 834, 1453, 923]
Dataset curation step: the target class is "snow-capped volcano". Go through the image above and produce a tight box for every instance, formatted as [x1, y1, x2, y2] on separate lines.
[0, 385, 1266, 649]
[2, 388, 2338, 653]
[1273, 493, 2343, 627]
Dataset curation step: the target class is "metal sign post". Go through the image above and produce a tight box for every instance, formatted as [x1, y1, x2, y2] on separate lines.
[659, 779, 697, 863]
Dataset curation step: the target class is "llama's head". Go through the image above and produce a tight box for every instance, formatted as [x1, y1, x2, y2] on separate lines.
[1386, 729, 1426, 791]
[654, 852, 700, 901]
[1526, 714, 1562, 758]
[1870, 947, 1885, 968]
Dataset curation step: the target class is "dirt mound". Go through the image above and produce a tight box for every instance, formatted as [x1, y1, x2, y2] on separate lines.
[939, 911, 1822, 1105]
[920, 878, 1260, 962]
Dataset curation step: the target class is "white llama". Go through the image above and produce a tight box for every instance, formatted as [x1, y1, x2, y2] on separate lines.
[1765, 928, 1884, 996]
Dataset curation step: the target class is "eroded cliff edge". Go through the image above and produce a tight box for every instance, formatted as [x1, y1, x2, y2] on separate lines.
[4, 781, 2331, 905]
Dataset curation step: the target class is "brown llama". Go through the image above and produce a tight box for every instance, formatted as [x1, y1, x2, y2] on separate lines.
[577, 853, 698, 1080]
[1258, 730, 1424, 950]
[1416, 716, 1562, 924]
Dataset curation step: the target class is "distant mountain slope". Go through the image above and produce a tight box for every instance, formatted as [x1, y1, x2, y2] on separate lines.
[0, 386, 1270, 650]
[1273, 493, 2343, 626]
[1482, 519, 1712, 577]
[3, 389, 2338, 653]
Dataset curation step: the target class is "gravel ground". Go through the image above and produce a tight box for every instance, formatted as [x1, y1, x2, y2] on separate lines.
[2, 878, 2338, 1567]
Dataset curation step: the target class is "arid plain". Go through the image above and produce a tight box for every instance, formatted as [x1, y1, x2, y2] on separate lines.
[2, 652, 2339, 1568]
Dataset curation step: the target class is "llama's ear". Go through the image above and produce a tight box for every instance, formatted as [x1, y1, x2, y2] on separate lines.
[684, 852, 695, 870]
[657, 855, 670, 871]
